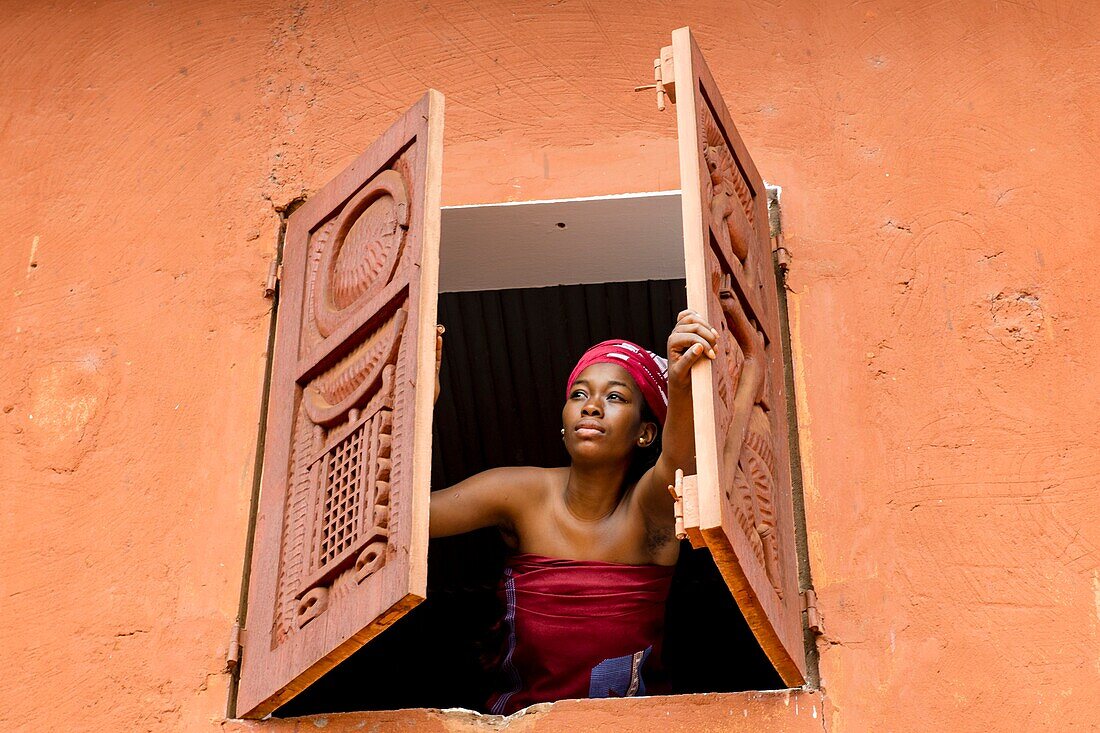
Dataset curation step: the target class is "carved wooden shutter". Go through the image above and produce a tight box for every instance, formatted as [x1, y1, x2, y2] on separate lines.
[238, 91, 444, 718]
[662, 28, 806, 685]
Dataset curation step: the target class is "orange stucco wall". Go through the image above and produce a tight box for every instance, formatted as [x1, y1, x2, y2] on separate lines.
[2, 1, 1098, 731]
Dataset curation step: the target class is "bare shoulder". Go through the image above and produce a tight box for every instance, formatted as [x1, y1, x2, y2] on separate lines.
[430, 465, 557, 538]
[492, 466, 563, 518]
[446, 465, 555, 509]
[484, 465, 555, 496]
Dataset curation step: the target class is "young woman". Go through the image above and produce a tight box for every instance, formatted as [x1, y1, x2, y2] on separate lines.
[429, 309, 720, 714]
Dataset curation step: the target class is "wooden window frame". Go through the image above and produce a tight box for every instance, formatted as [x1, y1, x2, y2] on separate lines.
[230, 26, 820, 720]
[229, 189, 818, 720]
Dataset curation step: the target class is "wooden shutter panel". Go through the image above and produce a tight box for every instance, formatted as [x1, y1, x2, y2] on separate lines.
[238, 91, 444, 718]
[665, 28, 806, 685]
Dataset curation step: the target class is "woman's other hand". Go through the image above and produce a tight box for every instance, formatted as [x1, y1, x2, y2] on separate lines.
[434, 324, 444, 405]
[667, 309, 718, 391]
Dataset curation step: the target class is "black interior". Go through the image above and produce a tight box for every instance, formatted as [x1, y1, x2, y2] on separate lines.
[274, 279, 782, 717]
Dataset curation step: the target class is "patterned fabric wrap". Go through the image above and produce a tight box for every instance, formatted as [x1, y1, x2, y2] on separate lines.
[485, 553, 674, 715]
[566, 340, 670, 424]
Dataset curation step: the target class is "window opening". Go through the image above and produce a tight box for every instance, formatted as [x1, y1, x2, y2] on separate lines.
[274, 278, 782, 717]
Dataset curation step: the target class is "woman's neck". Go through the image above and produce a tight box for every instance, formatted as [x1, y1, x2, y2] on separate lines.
[563, 460, 630, 521]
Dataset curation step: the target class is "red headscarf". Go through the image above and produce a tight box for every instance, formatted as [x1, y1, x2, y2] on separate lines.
[566, 340, 669, 425]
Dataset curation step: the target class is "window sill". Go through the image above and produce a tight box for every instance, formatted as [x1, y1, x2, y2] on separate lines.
[224, 689, 825, 732]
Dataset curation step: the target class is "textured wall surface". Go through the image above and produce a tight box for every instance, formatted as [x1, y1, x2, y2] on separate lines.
[2, 1, 1097, 731]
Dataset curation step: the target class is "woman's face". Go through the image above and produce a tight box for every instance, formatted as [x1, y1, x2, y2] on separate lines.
[562, 362, 656, 464]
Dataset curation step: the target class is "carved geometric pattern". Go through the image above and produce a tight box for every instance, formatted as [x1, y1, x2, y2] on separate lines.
[331, 202, 397, 309]
[295, 587, 328, 629]
[266, 160, 414, 644]
[370, 408, 393, 538]
[271, 292, 406, 643]
[299, 155, 414, 359]
[271, 400, 318, 648]
[299, 220, 337, 358]
[298, 360, 398, 595]
[313, 168, 409, 338]
[317, 422, 367, 566]
[302, 306, 406, 426]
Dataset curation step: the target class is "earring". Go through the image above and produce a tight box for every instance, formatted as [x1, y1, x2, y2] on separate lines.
[638, 438, 646, 446]
[561, 428, 566, 437]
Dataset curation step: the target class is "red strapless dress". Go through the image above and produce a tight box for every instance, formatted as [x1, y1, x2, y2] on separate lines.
[485, 552, 675, 714]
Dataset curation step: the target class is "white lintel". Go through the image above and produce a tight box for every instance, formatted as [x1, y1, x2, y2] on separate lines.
[439, 191, 684, 293]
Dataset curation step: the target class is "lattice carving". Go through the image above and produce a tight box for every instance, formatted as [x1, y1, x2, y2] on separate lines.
[296, 364, 398, 607]
[700, 99, 754, 266]
[317, 422, 368, 565]
[275, 161, 414, 632]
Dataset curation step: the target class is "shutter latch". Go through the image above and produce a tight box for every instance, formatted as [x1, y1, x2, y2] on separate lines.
[634, 45, 675, 111]
[801, 589, 823, 635]
[226, 623, 245, 673]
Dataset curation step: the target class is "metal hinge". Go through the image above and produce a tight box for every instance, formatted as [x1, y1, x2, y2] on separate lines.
[766, 185, 791, 273]
[226, 623, 245, 673]
[775, 246, 792, 272]
[264, 259, 282, 299]
[634, 45, 675, 111]
[667, 469, 705, 549]
[801, 589, 822, 635]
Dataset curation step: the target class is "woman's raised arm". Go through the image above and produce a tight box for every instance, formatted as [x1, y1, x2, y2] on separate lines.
[635, 310, 718, 521]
